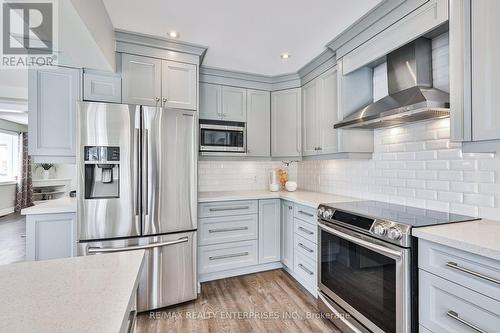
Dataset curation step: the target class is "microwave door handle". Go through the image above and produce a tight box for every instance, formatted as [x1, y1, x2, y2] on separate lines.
[319, 223, 402, 259]
[87, 237, 189, 254]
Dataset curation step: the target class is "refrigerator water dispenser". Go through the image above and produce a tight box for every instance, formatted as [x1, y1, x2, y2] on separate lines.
[84, 146, 120, 199]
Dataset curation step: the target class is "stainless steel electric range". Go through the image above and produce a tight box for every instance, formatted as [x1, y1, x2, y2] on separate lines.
[316, 200, 480, 333]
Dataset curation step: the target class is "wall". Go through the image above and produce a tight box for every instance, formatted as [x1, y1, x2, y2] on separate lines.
[298, 118, 500, 220]
[198, 161, 297, 192]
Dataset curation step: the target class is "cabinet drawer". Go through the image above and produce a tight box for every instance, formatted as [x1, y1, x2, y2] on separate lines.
[198, 240, 258, 274]
[294, 234, 317, 262]
[294, 218, 317, 244]
[198, 214, 258, 246]
[419, 239, 500, 301]
[198, 200, 258, 218]
[293, 204, 317, 225]
[419, 270, 500, 333]
[294, 251, 317, 289]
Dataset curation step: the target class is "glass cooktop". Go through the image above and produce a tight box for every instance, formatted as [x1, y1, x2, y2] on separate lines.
[321, 200, 480, 228]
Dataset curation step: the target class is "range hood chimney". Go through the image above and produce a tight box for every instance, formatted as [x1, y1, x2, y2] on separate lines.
[334, 38, 450, 129]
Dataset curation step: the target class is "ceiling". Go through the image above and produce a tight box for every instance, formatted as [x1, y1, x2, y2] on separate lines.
[103, 0, 382, 76]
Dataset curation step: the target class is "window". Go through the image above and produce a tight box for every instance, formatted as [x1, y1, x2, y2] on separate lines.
[0, 131, 19, 182]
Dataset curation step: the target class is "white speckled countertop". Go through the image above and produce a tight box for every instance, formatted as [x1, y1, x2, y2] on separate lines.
[413, 219, 500, 261]
[21, 197, 76, 215]
[198, 189, 360, 208]
[0, 250, 145, 333]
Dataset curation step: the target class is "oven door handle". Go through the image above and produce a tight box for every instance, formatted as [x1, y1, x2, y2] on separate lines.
[319, 223, 402, 260]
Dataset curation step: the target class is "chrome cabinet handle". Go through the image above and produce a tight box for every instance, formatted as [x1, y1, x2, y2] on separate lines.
[154, 97, 160, 105]
[298, 210, 314, 217]
[209, 226, 249, 233]
[447, 311, 488, 333]
[163, 98, 168, 104]
[87, 237, 189, 254]
[209, 206, 250, 212]
[209, 252, 248, 261]
[298, 243, 314, 253]
[446, 262, 500, 286]
[298, 226, 314, 235]
[298, 264, 314, 276]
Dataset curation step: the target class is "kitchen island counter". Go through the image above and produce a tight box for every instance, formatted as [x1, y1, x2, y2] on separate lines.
[0, 250, 145, 333]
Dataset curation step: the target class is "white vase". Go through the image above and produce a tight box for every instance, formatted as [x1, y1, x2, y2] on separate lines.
[42, 169, 50, 179]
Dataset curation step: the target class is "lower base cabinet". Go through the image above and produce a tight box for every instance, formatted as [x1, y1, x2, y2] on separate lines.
[25, 213, 77, 261]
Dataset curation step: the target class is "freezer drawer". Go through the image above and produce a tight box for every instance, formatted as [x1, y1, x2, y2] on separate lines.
[80, 231, 197, 312]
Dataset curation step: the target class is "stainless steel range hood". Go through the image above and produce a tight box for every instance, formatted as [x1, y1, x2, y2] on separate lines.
[334, 38, 450, 129]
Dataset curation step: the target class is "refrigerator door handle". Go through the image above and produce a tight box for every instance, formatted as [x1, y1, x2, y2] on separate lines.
[86, 237, 189, 254]
[143, 128, 149, 216]
[134, 128, 140, 217]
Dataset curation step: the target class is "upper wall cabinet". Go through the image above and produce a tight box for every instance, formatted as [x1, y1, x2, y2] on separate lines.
[271, 88, 301, 158]
[450, 0, 500, 148]
[122, 53, 162, 106]
[83, 71, 121, 103]
[199, 83, 247, 122]
[162, 60, 197, 110]
[122, 53, 197, 110]
[28, 67, 81, 162]
[247, 89, 270, 157]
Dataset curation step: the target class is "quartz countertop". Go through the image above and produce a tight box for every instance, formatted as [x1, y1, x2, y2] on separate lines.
[21, 197, 76, 215]
[412, 219, 500, 261]
[198, 190, 360, 208]
[0, 250, 145, 333]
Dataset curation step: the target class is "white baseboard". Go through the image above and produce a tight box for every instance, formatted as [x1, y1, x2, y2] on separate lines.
[0, 207, 14, 217]
[199, 261, 283, 283]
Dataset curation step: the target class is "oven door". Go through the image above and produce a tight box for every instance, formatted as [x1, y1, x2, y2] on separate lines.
[199, 123, 245, 152]
[318, 222, 411, 333]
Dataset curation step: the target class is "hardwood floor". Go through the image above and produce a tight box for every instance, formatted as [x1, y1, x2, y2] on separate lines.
[136, 269, 340, 333]
[0, 214, 26, 265]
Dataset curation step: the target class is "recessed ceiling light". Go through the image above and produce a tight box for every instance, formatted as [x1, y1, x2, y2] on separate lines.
[280, 53, 291, 60]
[168, 31, 179, 39]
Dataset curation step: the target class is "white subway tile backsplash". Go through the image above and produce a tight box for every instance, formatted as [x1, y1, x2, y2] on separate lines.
[464, 194, 495, 208]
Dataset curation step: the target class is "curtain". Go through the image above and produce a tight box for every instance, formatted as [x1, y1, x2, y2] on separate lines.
[15, 132, 33, 213]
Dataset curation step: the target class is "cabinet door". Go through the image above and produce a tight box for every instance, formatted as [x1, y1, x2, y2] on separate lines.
[258, 199, 281, 264]
[83, 72, 121, 103]
[471, 0, 500, 141]
[302, 79, 319, 156]
[271, 88, 301, 157]
[318, 67, 339, 155]
[121, 53, 161, 107]
[25, 213, 77, 261]
[222, 86, 247, 122]
[162, 60, 197, 110]
[199, 83, 222, 120]
[28, 67, 80, 158]
[246, 89, 270, 157]
[281, 201, 294, 269]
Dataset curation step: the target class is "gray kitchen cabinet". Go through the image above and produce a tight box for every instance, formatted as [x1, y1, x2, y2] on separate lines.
[281, 200, 294, 269]
[258, 199, 281, 264]
[302, 79, 319, 156]
[222, 86, 246, 122]
[302, 67, 340, 157]
[161, 60, 197, 110]
[83, 71, 121, 103]
[121, 53, 162, 107]
[246, 89, 271, 157]
[28, 66, 81, 161]
[200, 83, 222, 120]
[25, 213, 77, 261]
[271, 88, 302, 157]
[451, 0, 500, 148]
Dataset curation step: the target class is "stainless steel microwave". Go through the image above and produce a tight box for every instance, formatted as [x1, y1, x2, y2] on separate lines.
[199, 120, 246, 154]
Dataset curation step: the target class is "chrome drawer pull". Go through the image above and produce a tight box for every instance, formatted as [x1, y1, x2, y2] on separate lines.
[447, 311, 488, 333]
[209, 252, 249, 261]
[298, 264, 314, 276]
[209, 206, 250, 212]
[446, 262, 500, 286]
[208, 226, 249, 233]
[298, 226, 314, 235]
[298, 210, 314, 217]
[298, 243, 314, 253]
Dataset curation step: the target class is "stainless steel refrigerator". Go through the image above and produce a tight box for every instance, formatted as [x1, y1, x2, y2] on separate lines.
[76, 102, 197, 312]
